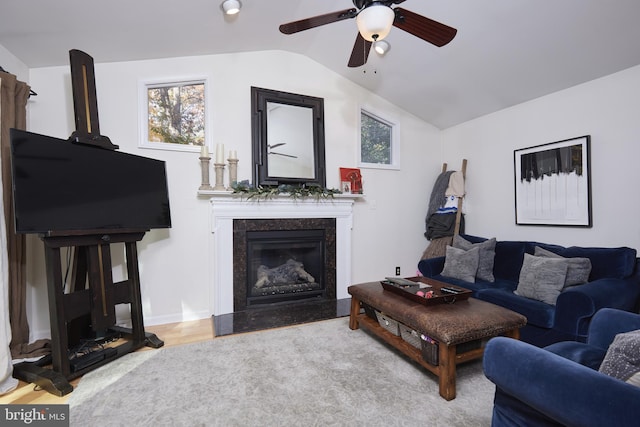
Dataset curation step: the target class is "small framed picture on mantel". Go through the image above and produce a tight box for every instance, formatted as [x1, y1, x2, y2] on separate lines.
[339, 167, 363, 194]
[514, 135, 592, 227]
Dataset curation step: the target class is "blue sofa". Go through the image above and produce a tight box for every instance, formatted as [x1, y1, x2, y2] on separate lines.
[417, 235, 640, 347]
[483, 309, 640, 427]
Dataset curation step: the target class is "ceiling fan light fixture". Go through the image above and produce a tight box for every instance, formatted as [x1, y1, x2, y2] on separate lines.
[356, 4, 395, 42]
[373, 40, 390, 55]
[221, 0, 242, 15]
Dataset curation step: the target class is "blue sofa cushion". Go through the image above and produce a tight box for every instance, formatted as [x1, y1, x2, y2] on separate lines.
[489, 240, 526, 281]
[560, 246, 637, 280]
[478, 287, 556, 328]
[544, 341, 607, 370]
[458, 235, 527, 281]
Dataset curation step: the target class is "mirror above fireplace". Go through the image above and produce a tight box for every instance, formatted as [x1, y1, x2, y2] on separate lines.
[251, 86, 326, 188]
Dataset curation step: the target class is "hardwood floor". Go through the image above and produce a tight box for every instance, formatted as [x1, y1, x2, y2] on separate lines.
[0, 318, 214, 405]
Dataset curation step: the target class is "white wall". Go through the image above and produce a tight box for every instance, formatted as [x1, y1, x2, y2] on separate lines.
[441, 64, 640, 249]
[0, 45, 28, 82]
[10, 45, 640, 340]
[25, 50, 442, 338]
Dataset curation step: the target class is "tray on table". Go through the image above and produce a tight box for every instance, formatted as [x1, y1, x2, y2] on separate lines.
[380, 276, 472, 306]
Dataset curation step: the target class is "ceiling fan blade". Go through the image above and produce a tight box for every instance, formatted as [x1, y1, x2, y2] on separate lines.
[269, 152, 298, 159]
[280, 8, 357, 35]
[348, 33, 372, 68]
[392, 7, 457, 47]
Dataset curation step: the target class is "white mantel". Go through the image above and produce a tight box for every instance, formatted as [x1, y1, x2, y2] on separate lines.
[206, 193, 357, 315]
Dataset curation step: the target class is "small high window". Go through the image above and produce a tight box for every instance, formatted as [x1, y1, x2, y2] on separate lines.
[140, 79, 207, 152]
[359, 107, 399, 169]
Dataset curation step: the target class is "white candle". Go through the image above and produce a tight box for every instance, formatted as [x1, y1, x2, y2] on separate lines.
[216, 144, 224, 163]
[229, 150, 237, 160]
[200, 145, 209, 158]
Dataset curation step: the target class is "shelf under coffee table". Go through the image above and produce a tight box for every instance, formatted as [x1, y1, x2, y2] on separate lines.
[348, 281, 527, 401]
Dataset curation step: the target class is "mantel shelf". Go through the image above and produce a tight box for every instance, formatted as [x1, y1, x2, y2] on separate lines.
[197, 189, 365, 200]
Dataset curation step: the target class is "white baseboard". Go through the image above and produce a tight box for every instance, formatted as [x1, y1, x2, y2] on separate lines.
[27, 310, 212, 342]
[143, 310, 212, 327]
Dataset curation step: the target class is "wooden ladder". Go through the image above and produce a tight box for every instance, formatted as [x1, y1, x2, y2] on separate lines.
[441, 159, 467, 236]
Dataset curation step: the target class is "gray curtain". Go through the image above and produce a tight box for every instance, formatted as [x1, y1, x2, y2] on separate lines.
[0, 71, 50, 373]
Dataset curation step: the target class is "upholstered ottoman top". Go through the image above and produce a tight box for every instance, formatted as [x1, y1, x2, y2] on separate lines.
[348, 281, 527, 345]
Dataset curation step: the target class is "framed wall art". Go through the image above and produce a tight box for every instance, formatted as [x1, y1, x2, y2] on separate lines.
[514, 135, 592, 227]
[339, 167, 363, 194]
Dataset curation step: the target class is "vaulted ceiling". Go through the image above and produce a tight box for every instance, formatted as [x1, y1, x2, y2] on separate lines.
[2, 0, 640, 129]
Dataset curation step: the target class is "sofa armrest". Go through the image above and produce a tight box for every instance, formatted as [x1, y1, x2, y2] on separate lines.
[588, 308, 640, 349]
[553, 277, 640, 339]
[483, 337, 640, 427]
[417, 256, 445, 277]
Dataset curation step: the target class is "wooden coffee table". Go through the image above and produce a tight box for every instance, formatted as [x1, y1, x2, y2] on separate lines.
[348, 280, 527, 400]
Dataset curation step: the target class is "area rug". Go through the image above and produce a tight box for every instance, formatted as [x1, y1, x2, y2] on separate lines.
[68, 318, 495, 426]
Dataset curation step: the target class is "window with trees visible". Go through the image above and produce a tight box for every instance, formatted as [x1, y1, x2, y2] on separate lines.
[359, 107, 399, 169]
[140, 79, 207, 151]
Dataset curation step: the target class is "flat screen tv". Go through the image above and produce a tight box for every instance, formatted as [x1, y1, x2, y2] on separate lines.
[10, 129, 172, 234]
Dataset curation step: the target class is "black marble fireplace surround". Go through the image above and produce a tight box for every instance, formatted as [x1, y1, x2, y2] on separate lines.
[233, 218, 337, 311]
[212, 217, 347, 336]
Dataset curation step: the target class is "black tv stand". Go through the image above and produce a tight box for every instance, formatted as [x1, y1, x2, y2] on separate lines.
[12, 229, 163, 396]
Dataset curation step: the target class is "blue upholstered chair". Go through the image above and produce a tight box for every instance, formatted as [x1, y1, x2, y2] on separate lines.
[483, 308, 640, 427]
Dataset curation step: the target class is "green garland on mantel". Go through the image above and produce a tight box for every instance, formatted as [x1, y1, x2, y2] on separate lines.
[231, 180, 342, 200]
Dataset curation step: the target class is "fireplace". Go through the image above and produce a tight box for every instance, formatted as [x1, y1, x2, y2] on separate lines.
[208, 195, 354, 315]
[233, 218, 336, 311]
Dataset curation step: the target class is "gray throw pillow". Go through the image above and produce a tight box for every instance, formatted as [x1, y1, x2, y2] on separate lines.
[441, 245, 480, 283]
[534, 246, 592, 287]
[453, 235, 496, 282]
[514, 254, 568, 305]
[626, 371, 640, 387]
[599, 329, 640, 383]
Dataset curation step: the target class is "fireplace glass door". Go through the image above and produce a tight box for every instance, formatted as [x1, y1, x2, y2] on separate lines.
[246, 229, 326, 306]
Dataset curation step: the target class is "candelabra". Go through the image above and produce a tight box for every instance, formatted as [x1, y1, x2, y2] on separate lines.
[227, 158, 238, 190]
[213, 163, 226, 191]
[198, 156, 213, 190]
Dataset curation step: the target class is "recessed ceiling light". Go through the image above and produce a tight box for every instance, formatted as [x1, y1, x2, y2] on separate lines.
[221, 0, 241, 15]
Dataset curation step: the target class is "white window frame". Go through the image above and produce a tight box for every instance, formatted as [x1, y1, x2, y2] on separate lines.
[358, 105, 400, 170]
[138, 77, 210, 153]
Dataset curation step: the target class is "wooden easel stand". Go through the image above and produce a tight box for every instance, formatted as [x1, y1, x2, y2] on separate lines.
[12, 230, 163, 396]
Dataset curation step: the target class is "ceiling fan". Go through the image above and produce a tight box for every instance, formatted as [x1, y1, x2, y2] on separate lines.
[268, 143, 298, 158]
[279, 0, 457, 68]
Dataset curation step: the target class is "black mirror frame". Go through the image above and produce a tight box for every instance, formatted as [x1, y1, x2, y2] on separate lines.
[251, 86, 326, 188]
